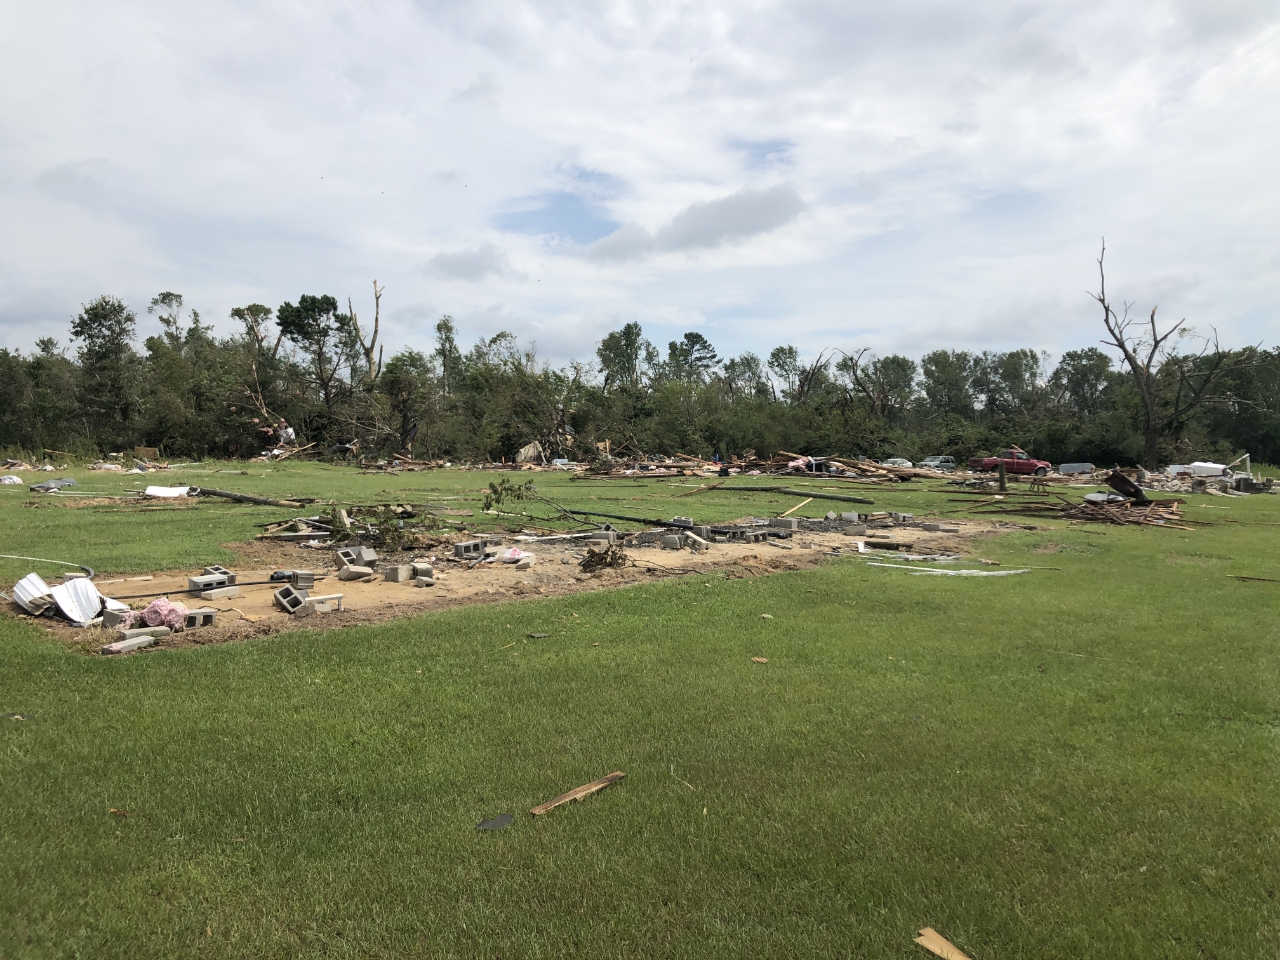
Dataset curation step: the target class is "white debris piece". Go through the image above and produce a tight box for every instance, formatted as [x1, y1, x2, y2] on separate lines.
[143, 485, 191, 498]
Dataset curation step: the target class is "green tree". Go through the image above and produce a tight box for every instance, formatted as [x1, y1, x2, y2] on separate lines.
[70, 295, 141, 448]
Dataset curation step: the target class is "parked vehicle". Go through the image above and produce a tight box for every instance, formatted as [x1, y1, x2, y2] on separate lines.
[919, 456, 956, 471]
[968, 446, 1052, 476]
[882, 457, 913, 468]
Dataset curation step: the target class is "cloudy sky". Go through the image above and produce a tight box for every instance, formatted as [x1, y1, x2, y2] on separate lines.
[1, 1, 1277, 370]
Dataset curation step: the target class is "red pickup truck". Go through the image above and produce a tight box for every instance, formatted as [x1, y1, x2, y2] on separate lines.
[968, 446, 1052, 476]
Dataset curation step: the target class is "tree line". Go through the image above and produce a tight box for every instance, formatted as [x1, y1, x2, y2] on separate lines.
[1, 265, 1275, 468]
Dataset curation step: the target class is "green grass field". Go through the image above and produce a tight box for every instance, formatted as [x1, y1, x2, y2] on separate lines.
[2, 464, 1278, 958]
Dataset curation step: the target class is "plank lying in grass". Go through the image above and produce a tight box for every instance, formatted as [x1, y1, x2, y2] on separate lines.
[530, 772, 625, 816]
[915, 926, 974, 959]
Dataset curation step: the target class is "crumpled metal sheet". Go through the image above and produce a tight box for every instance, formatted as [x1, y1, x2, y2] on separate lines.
[48, 577, 107, 626]
[13, 573, 55, 614]
[14, 574, 125, 625]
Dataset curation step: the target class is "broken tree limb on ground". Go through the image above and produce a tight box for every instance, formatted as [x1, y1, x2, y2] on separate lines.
[530, 771, 625, 816]
[189, 487, 306, 509]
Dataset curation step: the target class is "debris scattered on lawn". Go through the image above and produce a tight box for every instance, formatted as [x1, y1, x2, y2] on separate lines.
[579, 544, 633, 573]
[760, 613, 773, 619]
[867, 563, 1033, 577]
[118, 597, 189, 631]
[915, 927, 974, 960]
[528, 632, 549, 638]
[30, 478, 77, 493]
[750, 656, 769, 663]
[190, 486, 305, 509]
[530, 771, 625, 816]
[476, 812, 514, 831]
[1229, 575, 1280, 583]
[142, 485, 191, 499]
[12, 572, 128, 625]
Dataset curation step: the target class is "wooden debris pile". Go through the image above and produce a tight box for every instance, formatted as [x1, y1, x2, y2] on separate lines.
[1059, 497, 1191, 528]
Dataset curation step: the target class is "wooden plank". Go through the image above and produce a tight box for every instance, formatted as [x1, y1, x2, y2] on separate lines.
[530, 771, 625, 816]
[779, 497, 813, 517]
[915, 927, 974, 960]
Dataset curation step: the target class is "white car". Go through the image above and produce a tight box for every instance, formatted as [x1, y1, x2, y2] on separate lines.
[882, 457, 913, 468]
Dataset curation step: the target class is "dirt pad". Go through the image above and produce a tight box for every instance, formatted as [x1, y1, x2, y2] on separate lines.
[37, 521, 1001, 653]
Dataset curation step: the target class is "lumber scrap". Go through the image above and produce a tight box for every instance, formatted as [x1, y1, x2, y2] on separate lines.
[530, 771, 625, 816]
[779, 497, 812, 517]
[915, 927, 974, 960]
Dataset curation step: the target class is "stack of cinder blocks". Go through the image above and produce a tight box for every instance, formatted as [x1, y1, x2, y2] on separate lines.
[188, 566, 240, 600]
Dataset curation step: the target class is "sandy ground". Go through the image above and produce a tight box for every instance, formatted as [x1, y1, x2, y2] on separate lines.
[29, 521, 1005, 653]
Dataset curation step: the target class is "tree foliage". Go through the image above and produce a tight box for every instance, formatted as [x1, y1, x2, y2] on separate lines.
[0, 282, 1275, 468]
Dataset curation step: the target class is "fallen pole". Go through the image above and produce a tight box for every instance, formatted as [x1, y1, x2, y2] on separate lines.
[103, 576, 326, 601]
[701, 484, 874, 505]
[189, 487, 305, 509]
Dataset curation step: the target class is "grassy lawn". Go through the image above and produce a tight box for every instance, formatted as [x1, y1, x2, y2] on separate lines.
[2, 464, 1278, 957]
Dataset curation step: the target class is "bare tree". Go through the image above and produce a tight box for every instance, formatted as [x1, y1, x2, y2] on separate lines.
[347, 280, 385, 383]
[1092, 241, 1258, 467]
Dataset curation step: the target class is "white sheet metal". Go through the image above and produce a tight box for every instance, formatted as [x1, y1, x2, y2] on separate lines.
[49, 577, 107, 625]
[1190, 461, 1228, 477]
[143, 485, 190, 498]
[13, 573, 55, 614]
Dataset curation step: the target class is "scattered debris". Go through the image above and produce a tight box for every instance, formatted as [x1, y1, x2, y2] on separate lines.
[915, 927, 974, 960]
[867, 563, 1032, 577]
[750, 656, 768, 663]
[530, 771, 625, 816]
[579, 544, 634, 574]
[30, 478, 77, 493]
[476, 812, 514, 831]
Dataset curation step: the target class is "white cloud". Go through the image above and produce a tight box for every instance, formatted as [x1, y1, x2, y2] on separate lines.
[0, 2, 1277, 365]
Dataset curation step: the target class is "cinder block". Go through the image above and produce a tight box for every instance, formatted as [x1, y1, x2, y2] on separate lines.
[102, 635, 156, 655]
[102, 608, 128, 629]
[121, 625, 171, 640]
[383, 564, 414, 582]
[585, 539, 610, 551]
[338, 565, 374, 581]
[840, 512, 860, 522]
[690, 526, 710, 540]
[890, 512, 914, 523]
[661, 534, 684, 550]
[202, 565, 237, 584]
[769, 517, 799, 530]
[593, 528, 618, 543]
[515, 556, 535, 570]
[825, 511, 838, 520]
[414, 576, 436, 587]
[842, 524, 868, 536]
[335, 547, 358, 568]
[354, 547, 378, 566]
[411, 562, 434, 579]
[291, 570, 315, 589]
[188, 573, 230, 592]
[454, 540, 484, 559]
[200, 586, 241, 600]
[274, 585, 309, 613]
[685, 532, 710, 553]
[184, 607, 217, 629]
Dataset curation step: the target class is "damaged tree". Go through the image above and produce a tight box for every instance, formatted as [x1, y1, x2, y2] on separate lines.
[1092, 241, 1260, 467]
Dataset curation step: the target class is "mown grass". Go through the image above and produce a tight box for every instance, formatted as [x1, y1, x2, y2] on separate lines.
[2, 464, 1279, 957]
